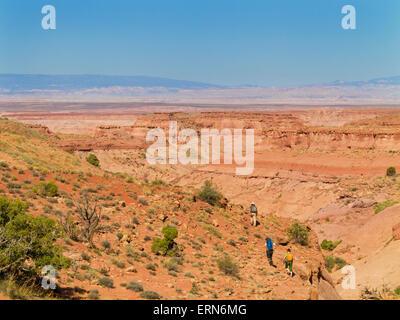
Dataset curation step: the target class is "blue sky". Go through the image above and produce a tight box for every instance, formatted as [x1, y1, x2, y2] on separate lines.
[0, 0, 399, 87]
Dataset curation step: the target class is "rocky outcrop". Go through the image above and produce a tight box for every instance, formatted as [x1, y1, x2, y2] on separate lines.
[393, 223, 400, 241]
[263, 128, 400, 152]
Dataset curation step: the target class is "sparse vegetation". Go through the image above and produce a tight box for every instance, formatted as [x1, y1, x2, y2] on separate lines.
[34, 181, 58, 197]
[321, 239, 342, 251]
[287, 222, 309, 246]
[140, 290, 161, 299]
[0, 196, 70, 279]
[217, 255, 239, 278]
[374, 200, 399, 214]
[325, 256, 347, 273]
[151, 226, 180, 257]
[126, 281, 143, 292]
[98, 277, 114, 288]
[86, 154, 100, 167]
[386, 167, 396, 177]
[197, 180, 223, 206]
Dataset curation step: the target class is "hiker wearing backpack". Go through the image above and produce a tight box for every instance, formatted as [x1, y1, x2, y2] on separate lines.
[265, 237, 276, 267]
[284, 248, 294, 277]
[249, 202, 257, 226]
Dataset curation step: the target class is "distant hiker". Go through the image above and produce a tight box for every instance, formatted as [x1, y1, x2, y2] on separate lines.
[265, 236, 276, 267]
[249, 202, 257, 226]
[284, 248, 294, 277]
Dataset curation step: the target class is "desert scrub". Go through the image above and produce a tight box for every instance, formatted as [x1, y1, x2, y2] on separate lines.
[126, 281, 143, 292]
[325, 256, 347, 273]
[86, 154, 100, 167]
[320, 239, 342, 251]
[386, 167, 396, 177]
[374, 200, 399, 214]
[98, 277, 114, 288]
[0, 196, 70, 276]
[204, 225, 222, 239]
[140, 290, 161, 299]
[101, 240, 111, 249]
[197, 180, 223, 206]
[151, 226, 180, 256]
[33, 181, 58, 197]
[287, 222, 309, 246]
[81, 252, 91, 262]
[145, 263, 156, 271]
[111, 259, 126, 269]
[228, 239, 237, 247]
[163, 259, 180, 272]
[217, 255, 239, 278]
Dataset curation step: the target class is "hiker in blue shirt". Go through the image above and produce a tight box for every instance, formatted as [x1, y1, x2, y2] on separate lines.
[265, 236, 276, 267]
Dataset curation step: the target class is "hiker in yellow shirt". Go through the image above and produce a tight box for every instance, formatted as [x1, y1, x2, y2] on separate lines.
[284, 248, 294, 277]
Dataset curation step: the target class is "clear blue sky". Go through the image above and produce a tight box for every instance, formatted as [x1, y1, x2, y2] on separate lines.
[0, 0, 399, 87]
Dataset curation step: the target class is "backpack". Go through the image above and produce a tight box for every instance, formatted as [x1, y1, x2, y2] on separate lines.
[250, 205, 257, 214]
[286, 252, 293, 261]
[266, 238, 273, 250]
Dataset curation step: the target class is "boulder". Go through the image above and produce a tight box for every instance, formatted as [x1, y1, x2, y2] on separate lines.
[320, 268, 335, 287]
[125, 266, 137, 273]
[294, 262, 312, 281]
[276, 235, 289, 245]
[317, 279, 342, 300]
[350, 198, 377, 209]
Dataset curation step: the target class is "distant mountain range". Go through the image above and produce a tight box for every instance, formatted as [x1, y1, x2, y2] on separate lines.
[0, 74, 225, 93]
[0, 74, 399, 94]
[0, 74, 398, 104]
[324, 76, 400, 87]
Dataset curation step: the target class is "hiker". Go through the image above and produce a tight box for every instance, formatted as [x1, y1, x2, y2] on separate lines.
[284, 248, 294, 277]
[265, 236, 276, 267]
[249, 202, 257, 226]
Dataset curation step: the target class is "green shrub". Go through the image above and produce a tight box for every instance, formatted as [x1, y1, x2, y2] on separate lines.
[101, 240, 111, 249]
[98, 277, 114, 288]
[374, 200, 399, 214]
[35, 181, 58, 197]
[228, 239, 236, 247]
[86, 154, 100, 167]
[145, 263, 156, 271]
[394, 286, 400, 296]
[81, 252, 91, 262]
[217, 255, 239, 278]
[287, 222, 309, 246]
[111, 259, 125, 269]
[140, 290, 161, 299]
[151, 226, 180, 256]
[325, 256, 348, 273]
[321, 239, 342, 251]
[163, 259, 180, 272]
[126, 281, 143, 292]
[197, 181, 223, 206]
[386, 167, 396, 177]
[0, 196, 70, 274]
